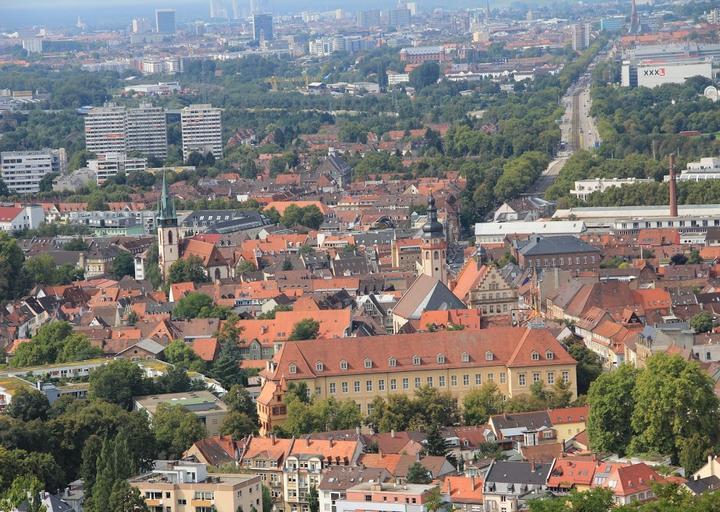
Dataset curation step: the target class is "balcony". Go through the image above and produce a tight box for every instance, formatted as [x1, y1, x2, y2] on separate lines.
[191, 499, 214, 507]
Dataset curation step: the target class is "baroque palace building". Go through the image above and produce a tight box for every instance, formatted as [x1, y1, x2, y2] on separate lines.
[256, 326, 577, 435]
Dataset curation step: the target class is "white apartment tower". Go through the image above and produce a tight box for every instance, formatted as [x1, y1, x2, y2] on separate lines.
[0, 149, 67, 194]
[84, 105, 167, 159]
[127, 105, 168, 160]
[180, 104, 223, 161]
[84, 106, 128, 155]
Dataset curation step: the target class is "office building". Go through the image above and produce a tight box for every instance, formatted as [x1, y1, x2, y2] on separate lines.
[600, 16, 625, 32]
[210, 0, 229, 19]
[134, 390, 229, 436]
[571, 23, 591, 51]
[181, 104, 223, 161]
[357, 9, 381, 28]
[256, 327, 577, 434]
[85, 105, 167, 159]
[388, 8, 411, 28]
[131, 18, 150, 33]
[252, 13, 273, 41]
[155, 9, 176, 34]
[130, 461, 263, 512]
[622, 58, 713, 88]
[0, 149, 66, 194]
[88, 153, 148, 184]
[249, 0, 265, 15]
[127, 105, 168, 159]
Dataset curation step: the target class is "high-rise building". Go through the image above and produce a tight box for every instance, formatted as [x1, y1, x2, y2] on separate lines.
[85, 105, 167, 159]
[210, 0, 229, 19]
[252, 13, 273, 41]
[0, 149, 66, 195]
[571, 23, 591, 51]
[88, 153, 148, 185]
[84, 106, 128, 155]
[180, 104, 223, 161]
[388, 8, 411, 28]
[357, 9, 381, 28]
[131, 18, 150, 33]
[249, 0, 265, 15]
[155, 9, 176, 34]
[127, 105, 168, 160]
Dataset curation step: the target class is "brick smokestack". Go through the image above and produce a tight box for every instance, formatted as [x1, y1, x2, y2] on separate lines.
[669, 154, 678, 217]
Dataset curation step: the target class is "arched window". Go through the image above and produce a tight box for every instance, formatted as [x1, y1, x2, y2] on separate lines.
[425, 252, 430, 260]
[434, 251, 439, 260]
[340, 360, 348, 370]
[168, 230, 173, 245]
[315, 361, 324, 372]
[289, 363, 297, 374]
[436, 353, 446, 364]
[412, 355, 421, 366]
[214, 268, 221, 281]
[388, 357, 397, 367]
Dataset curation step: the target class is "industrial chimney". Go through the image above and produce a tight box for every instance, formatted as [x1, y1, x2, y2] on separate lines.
[669, 154, 678, 217]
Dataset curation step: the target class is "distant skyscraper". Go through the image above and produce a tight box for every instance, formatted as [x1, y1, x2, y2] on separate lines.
[210, 0, 229, 19]
[571, 22, 591, 51]
[85, 105, 168, 159]
[249, 0, 265, 16]
[155, 9, 176, 34]
[357, 9, 381, 28]
[132, 18, 150, 34]
[180, 104, 223, 161]
[388, 8, 411, 28]
[252, 13, 273, 41]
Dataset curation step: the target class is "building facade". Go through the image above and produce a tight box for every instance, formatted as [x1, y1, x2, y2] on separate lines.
[0, 149, 66, 194]
[85, 105, 168, 159]
[181, 104, 224, 161]
[257, 328, 577, 435]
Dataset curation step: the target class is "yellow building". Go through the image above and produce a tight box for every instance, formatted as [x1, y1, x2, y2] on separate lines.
[134, 390, 229, 436]
[130, 461, 263, 512]
[257, 327, 577, 435]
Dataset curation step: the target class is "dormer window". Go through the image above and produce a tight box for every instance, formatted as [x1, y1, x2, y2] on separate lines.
[289, 363, 297, 374]
[412, 355, 421, 366]
[461, 352, 470, 363]
[340, 360, 348, 370]
[388, 357, 397, 367]
[315, 361, 324, 372]
[546, 350, 554, 360]
[485, 351, 494, 361]
[364, 358, 372, 369]
[436, 353, 446, 364]
[531, 351, 540, 361]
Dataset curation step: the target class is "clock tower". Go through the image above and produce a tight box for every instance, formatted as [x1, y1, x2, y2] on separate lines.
[418, 195, 447, 284]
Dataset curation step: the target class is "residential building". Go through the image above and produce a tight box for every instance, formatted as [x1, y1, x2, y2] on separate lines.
[357, 9, 381, 28]
[127, 104, 168, 159]
[155, 9, 176, 34]
[88, 153, 147, 184]
[335, 482, 439, 512]
[570, 178, 653, 201]
[0, 205, 44, 232]
[284, 438, 363, 512]
[0, 148, 66, 194]
[134, 390, 229, 436]
[181, 104, 223, 161]
[256, 327, 577, 435]
[84, 105, 167, 159]
[453, 258, 517, 317]
[319, 467, 391, 512]
[592, 462, 669, 506]
[388, 8, 411, 28]
[252, 14, 274, 41]
[571, 23, 591, 51]
[130, 460, 262, 512]
[483, 460, 552, 511]
[399, 46, 447, 64]
[240, 435, 294, 506]
[392, 274, 466, 333]
[443, 476, 484, 512]
[184, 435, 246, 467]
[515, 236, 601, 272]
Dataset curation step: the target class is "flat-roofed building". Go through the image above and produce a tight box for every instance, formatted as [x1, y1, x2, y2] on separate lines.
[130, 460, 262, 512]
[336, 482, 437, 512]
[181, 104, 223, 161]
[474, 221, 586, 246]
[256, 327, 577, 435]
[0, 148, 66, 194]
[134, 390, 229, 436]
[127, 104, 168, 159]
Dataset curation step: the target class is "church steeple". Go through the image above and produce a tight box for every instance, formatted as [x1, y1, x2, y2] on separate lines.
[157, 171, 177, 227]
[422, 195, 444, 239]
[418, 195, 448, 284]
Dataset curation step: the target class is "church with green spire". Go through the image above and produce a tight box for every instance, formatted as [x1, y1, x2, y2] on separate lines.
[157, 172, 179, 277]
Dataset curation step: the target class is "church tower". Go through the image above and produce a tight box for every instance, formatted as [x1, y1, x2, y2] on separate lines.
[419, 195, 447, 284]
[157, 171, 179, 278]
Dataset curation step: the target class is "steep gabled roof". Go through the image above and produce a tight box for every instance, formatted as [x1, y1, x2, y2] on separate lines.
[394, 274, 466, 320]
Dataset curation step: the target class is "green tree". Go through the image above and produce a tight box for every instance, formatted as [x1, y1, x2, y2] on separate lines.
[57, 333, 103, 362]
[406, 462, 431, 484]
[111, 251, 135, 280]
[262, 485, 272, 512]
[690, 311, 714, 334]
[6, 388, 50, 422]
[463, 382, 505, 425]
[155, 366, 195, 394]
[424, 487, 446, 512]
[164, 340, 206, 372]
[587, 364, 637, 456]
[153, 403, 206, 458]
[63, 237, 89, 251]
[0, 475, 46, 512]
[11, 321, 79, 367]
[24, 254, 57, 286]
[173, 292, 214, 319]
[564, 338, 603, 395]
[225, 385, 258, 422]
[107, 481, 150, 512]
[410, 62, 440, 89]
[630, 354, 720, 463]
[0, 178, 9, 197]
[308, 486, 319, 512]
[288, 319, 320, 340]
[220, 411, 256, 438]
[88, 359, 149, 409]
[529, 488, 613, 512]
[168, 256, 210, 284]
[0, 232, 29, 300]
[424, 424, 449, 457]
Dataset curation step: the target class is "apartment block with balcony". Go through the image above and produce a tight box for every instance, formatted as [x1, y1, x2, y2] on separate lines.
[283, 438, 362, 512]
[130, 460, 263, 512]
[181, 104, 223, 161]
[240, 435, 295, 508]
[335, 482, 440, 512]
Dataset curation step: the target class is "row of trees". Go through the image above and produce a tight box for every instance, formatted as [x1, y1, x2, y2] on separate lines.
[587, 354, 720, 473]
